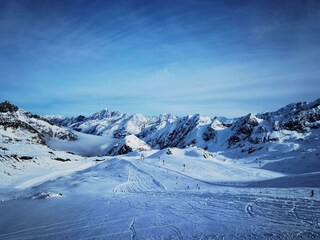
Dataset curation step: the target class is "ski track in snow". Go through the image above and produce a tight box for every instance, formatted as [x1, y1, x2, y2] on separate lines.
[1, 192, 320, 239]
[129, 219, 136, 240]
[1, 153, 320, 239]
[112, 163, 166, 193]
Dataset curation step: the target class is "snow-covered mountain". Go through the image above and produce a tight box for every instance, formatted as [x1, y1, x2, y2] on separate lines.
[0, 101, 76, 143]
[226, 99, 320, 152]
[48, 98, 320, 156]
[48, 109, 155, 137]
[0, 101, 90, 187]
[1, 98, 319, 160]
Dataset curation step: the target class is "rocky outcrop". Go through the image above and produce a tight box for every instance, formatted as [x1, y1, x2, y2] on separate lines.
[0, 101, 19, 113]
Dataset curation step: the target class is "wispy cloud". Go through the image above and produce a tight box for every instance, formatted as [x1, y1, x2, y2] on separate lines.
[0, 0, 319, 117]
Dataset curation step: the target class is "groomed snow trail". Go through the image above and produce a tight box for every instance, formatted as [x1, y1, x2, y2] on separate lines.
[1, 155, 320, 239]
[112, 163, 166, 193]
[1, 192, 319, 239]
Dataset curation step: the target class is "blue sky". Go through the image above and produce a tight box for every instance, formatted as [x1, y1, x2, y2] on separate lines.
[0, 0, 319, 117]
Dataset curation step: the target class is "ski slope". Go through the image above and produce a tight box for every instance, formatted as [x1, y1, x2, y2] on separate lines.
[1, 148, 319, 239]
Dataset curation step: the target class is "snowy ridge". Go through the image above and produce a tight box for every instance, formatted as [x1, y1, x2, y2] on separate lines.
[49, 108, 155, 137]
[0, 101, 76, 143]
[47, 98, 320, 156]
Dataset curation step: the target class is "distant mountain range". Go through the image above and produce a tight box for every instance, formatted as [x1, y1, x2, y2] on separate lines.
[46, 98, 320, 156]
[0, 98, 319, 157]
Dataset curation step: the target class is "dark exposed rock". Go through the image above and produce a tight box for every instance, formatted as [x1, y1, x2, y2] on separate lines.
[166, 148, 173, 155]
[282, 119, 305, 132]
[107, 144, 132, 156]
[54, 157, 71, 162]
[113, 129, 129, 138]
[117, 145, 133, 155]
[0, 147, 8, 152]
[0, 101, 19, 113]
[75, 115, 86, 122]
[228, 135, 241, 146]
[202, 126, 216, 142]
[20, 156, 33, 160]
[241, 147, 263, 154]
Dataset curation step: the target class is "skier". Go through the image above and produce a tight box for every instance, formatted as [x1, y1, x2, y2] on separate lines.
[311, 189, 315, 197]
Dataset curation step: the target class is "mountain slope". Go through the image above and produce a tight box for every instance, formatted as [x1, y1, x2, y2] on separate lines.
[1, 101, 76, 143]
[0, 101, 92, 188]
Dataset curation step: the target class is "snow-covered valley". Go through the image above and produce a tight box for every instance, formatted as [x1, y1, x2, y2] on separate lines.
[1, 100, 320, 239]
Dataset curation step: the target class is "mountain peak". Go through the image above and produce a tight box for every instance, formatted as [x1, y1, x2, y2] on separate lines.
[91, 108, 122, 120]
[0, 101, 19, 113]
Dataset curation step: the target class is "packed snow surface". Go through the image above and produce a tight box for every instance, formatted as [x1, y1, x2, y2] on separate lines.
[1, 147, 320, 239]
